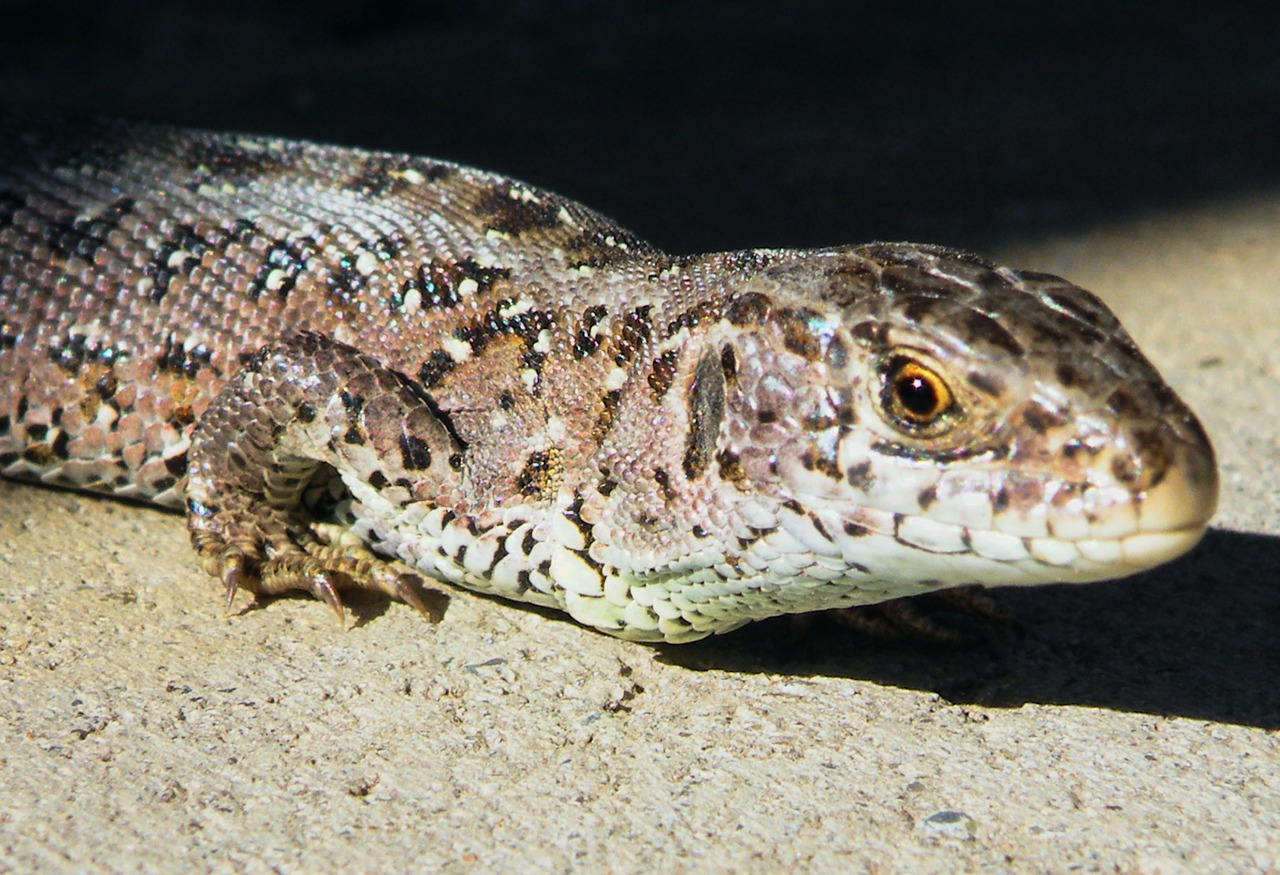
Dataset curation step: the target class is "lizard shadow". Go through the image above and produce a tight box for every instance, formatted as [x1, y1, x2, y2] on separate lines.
[658, 527, 1280, 730]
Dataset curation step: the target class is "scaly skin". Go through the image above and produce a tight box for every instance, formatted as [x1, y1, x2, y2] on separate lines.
[0, 115, 1219, 642]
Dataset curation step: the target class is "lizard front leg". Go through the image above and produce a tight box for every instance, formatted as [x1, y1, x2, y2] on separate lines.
[185, 331, 465, 621]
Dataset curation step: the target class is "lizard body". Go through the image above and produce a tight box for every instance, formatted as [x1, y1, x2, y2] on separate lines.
[0, 115, 1218, 642]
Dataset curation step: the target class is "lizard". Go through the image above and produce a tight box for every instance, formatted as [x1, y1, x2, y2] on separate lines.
[0, 114, 1219, 644]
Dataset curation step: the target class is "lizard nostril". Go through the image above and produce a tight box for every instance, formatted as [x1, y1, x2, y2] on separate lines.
[1110, 450, 1165, 493]
[1109, 425, 1175, 495]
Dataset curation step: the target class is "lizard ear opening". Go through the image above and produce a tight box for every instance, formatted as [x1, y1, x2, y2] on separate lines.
[682, 345, 727, 480]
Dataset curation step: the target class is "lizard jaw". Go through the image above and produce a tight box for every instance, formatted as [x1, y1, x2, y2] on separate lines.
[1110, 443, 1219, 571]
[1113, 525, 1209, 571]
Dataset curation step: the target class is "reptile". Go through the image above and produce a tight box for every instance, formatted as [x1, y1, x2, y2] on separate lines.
[0, 114, 1219, 643]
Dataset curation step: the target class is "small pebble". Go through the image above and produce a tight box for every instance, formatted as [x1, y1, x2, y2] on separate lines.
[918, 809, 976, 841]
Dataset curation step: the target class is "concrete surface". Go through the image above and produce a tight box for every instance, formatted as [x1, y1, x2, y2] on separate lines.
[2, 191, 1279, 873]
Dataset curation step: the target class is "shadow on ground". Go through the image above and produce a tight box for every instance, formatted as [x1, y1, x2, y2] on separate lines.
[662, 528, 1280, 730]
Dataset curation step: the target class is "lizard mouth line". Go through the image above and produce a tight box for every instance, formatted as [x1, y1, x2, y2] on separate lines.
[1111, 523, 1210, 569]
[1001, 522, 1210, 579]
[873, 509, 1210, 582]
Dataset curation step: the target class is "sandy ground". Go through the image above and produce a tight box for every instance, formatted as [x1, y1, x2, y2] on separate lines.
[1, 190, 1278, 872]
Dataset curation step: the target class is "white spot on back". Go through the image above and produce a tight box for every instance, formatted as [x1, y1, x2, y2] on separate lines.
[499, 298, 534, 319]
[355, 251, 378, 276]
[442, 336, 472, 362]
[547, 416, 566, 442]
[401, 287, 422, 316]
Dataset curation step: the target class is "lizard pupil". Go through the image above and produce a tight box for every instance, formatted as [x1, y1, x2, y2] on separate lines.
[897, 374, 938, 416]
[883, 357, 953, 429]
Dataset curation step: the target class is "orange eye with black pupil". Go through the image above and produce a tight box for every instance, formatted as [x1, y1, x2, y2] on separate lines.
[883, 357, 954, 430]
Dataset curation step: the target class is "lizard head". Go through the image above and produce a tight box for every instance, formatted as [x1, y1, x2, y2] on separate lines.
[698, 243, 1218, 600]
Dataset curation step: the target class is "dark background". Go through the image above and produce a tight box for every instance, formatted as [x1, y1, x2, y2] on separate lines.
[2, 1, 1277, 254]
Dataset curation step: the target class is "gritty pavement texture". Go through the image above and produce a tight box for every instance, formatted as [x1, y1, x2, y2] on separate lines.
[2, 4, 1279, 872]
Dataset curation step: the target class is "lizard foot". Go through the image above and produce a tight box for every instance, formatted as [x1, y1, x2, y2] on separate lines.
[185, 331, 465, 624]
[193, 520, 432, 625]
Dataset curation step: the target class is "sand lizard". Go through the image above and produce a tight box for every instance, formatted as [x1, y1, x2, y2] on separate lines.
[0, 115, 1218, 643]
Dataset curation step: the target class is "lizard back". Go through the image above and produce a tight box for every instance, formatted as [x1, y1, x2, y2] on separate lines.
[0, 114, 663, 507]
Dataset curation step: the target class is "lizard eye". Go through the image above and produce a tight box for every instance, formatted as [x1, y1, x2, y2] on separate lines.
[880, 356, 955, 432]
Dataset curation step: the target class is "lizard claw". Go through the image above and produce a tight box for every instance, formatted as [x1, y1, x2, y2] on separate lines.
[221, 556, 245, 609]
[307, 569, 348, 628]
[387, 572, 431, 620]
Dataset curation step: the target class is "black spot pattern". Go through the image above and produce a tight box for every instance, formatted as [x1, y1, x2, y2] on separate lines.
[156, 333, 214, 378]
[653, 468, 676, 502]
[342, 155, 417, 197]
[456, 300, 554, 358]
[573, 305, 608, 359]
[181, 138, 304, 189]
[565, 226, 650, 269]
[47, 331, 129, 372]
[777, 307, 824, 360]
[399, 433, 432, 469]
[647, 350, 679, 401]
[725, 292, 772, 326]
[614, 306, 652, 366]
[516, 450, 553, 497]
[44, 197, 135, 261]
[145, 222, 209, 304]
[392, 258, 512, 314]
[481, 183, 563, 236]
[846, 462, 874, 491]
[417, 350, 455, 388]
[247, 234, 315, 302]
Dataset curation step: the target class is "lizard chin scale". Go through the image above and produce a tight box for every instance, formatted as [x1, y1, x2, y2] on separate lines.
[1118, 527, 1209, 569]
